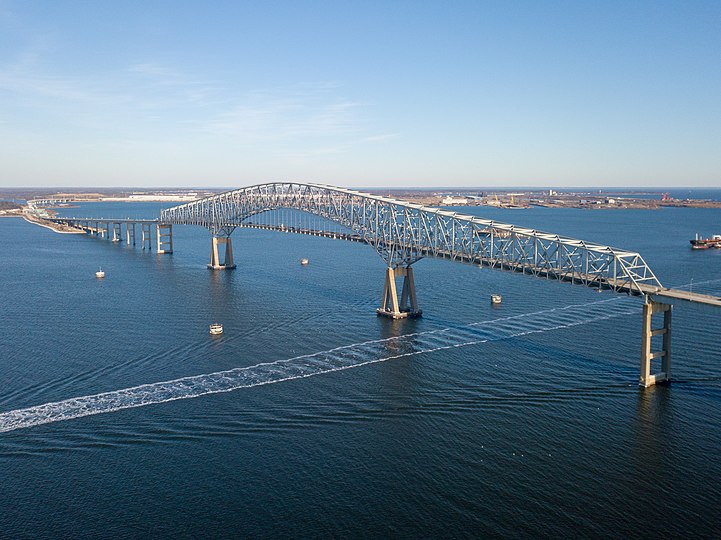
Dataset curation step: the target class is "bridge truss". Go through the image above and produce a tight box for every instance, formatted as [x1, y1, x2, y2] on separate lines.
[160, 182, 661, 295]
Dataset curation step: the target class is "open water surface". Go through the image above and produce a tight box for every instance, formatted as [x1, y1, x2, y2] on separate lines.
[1, 202, 720, 538]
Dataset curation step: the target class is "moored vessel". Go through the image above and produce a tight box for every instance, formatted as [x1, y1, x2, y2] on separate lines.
[300, 258, 309, 265]
[690, 234, 721, 249]
[95, 267, 105, 278]
[491, 294, 502, 304]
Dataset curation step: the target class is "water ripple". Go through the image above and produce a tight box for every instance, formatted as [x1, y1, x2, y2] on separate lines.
[0, 297, 641, 434]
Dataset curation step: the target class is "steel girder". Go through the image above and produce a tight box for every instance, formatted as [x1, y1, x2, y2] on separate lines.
[160, 182, 662, 293]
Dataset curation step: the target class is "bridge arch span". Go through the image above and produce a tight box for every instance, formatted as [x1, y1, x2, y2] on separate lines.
[161, 182, 661, 295]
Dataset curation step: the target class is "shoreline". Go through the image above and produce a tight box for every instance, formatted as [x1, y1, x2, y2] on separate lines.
[22, 213, 86, 234]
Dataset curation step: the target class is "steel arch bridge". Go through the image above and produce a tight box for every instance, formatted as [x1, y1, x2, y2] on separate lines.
[160, 181, 661, 294]
[49, 181, 721, 386]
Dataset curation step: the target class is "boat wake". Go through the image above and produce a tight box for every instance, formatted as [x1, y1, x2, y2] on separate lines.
[0, 297, 641, 434]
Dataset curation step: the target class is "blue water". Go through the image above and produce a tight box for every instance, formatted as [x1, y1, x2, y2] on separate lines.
[1, 203, 720, 538]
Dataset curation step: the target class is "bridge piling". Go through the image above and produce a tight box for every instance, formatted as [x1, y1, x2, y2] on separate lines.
[640, 295, 672, 387]
[126, 223, 136, 245]
[156, 224, 173, 254]
[141, 223, 152, 250]
[377, 266, 422, 319]
[208, 236, 236, 269]
[112, 222, 122, 243]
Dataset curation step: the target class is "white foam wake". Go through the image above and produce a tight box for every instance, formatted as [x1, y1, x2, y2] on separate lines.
[0, 297, 640, 434]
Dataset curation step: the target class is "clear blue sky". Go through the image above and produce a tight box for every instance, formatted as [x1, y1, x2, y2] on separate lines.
[1, 0, 719, 188]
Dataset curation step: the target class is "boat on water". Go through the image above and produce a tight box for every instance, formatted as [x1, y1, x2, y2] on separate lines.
[690, 234, 721, 249]
[491, 294, 502, 304]
[300, 258, 309, 265]
[209, 323, 223, 335]
[95, 268, 105, 278]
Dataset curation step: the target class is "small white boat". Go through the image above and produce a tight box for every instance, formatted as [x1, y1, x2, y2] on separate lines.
[209, 323, 223, 335]
[95, 268, 105, 278]
[491, 294, 502, 305]
[300, 258, 309, 266]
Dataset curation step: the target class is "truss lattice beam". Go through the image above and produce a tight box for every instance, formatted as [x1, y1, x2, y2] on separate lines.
[160, 182, 662, 294]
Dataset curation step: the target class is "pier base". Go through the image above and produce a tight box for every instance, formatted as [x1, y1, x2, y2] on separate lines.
[376, 266, 422, 319]
[208, 236, 236, 269]
[156, 223, 173, 254]
[640, 296, 672, 387]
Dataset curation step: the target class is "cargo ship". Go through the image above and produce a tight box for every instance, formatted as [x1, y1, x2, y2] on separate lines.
[690, 233, 721, 249]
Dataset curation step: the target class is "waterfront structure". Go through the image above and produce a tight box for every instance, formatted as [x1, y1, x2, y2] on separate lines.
[440, 196, 469, 205]
[51, 182, 721, 386]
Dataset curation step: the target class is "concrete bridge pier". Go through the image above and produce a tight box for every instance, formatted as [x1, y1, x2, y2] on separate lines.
[112, 222, 122, 243]
[126, 223, 136, 245]
[156, 223, 173, 254]
[640, 295, 672, 387]
[208, 236, 236, 269]
[141, 223, 152, 250]
[377, 265, 422, 319]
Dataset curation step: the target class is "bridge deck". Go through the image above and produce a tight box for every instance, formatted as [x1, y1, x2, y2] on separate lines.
[55, 218, 159, 224]
[243, 223, 721, 306]
[53, 216, 721, 309]
[642, 287, 721, 308]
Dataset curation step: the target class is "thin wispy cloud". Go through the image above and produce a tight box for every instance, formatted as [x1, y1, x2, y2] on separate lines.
[0, 48, 396, 160]
[202, 89, 364, 142]
[0, 71, 121, 105]
[0, 51, 132, 107]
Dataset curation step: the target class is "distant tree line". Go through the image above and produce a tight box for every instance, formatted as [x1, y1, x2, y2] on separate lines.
[0, 201, 22, 210]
